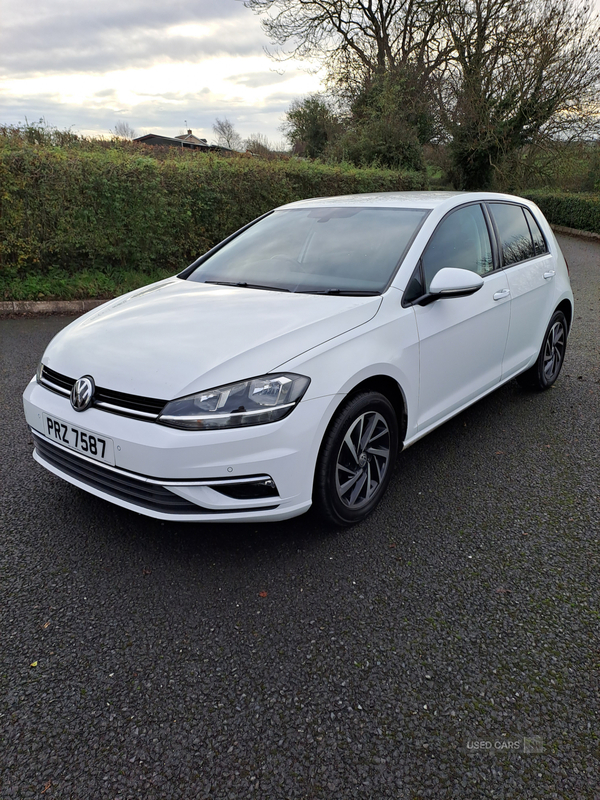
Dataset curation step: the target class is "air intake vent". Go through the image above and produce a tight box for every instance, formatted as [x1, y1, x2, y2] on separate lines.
[33, 432, 201, 514]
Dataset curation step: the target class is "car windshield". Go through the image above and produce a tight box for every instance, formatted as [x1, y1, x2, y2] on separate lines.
[187, 206, 429, 294]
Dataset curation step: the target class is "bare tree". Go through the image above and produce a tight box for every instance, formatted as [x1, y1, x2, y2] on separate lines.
[112, 121, 136, 140]
[243, 0, 449, 163]
[244, 132, 273, 156]
[439, 0, 600, 188]
[242, 0, 449, 93]
[244, 0, 600, 187]
[213, 118, 243, 150]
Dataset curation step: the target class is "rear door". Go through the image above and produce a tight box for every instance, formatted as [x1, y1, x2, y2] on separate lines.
[486, 202, 557, 378]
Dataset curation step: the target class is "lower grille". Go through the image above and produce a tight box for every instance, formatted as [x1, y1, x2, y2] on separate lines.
[32, 433, 279, 516]
[33, 432, 202, 514]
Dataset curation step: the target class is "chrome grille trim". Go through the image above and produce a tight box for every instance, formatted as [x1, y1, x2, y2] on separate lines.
[94, 400, 158, 419]
[39, 375, 70, 396]
[39, 365, 166, 422]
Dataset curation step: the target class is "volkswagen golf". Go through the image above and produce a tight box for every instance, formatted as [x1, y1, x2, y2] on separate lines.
[23, 192, 573, 526]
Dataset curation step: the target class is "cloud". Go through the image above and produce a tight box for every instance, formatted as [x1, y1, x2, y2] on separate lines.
[0, 0, 266, 76]
[0, 81, 306, 143]
[0, 0, 324, 141]
[227, 71, 293, 89]
[94, 88, 118, 98]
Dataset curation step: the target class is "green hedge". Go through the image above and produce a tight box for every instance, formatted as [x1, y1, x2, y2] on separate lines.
[520, 190, 600, 235]
[0, 143, 426, 281]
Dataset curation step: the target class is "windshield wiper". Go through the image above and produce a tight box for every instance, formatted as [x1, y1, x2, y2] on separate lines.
[205, 280, 290, 292]
[297, 289, 380, 296]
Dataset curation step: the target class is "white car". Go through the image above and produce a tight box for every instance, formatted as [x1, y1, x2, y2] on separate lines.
[23, 192, 573, 526]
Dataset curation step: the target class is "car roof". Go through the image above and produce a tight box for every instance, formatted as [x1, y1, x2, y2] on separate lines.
[278, 191, 528, 211]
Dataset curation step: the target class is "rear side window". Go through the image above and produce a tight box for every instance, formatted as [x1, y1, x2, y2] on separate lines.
[489, 203, 535, 266]
[523, 208, 548, 255]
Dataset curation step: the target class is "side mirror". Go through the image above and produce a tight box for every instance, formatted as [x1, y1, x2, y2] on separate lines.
[429, 268, 484, 298]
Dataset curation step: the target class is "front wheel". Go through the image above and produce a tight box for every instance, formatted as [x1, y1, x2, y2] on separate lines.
[517, 310, 568, 390]
[314, 392, 399, 527]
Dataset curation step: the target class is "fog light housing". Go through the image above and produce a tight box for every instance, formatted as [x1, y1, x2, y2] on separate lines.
[213, 478, 279, 500]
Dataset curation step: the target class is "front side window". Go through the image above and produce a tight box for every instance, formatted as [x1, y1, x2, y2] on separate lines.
[489, 203, 536, 266]
[420, 204, 494, 293]
[187, 206, 429, 295]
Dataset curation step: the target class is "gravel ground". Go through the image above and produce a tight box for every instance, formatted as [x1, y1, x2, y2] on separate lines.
[1, 234, 599, 799]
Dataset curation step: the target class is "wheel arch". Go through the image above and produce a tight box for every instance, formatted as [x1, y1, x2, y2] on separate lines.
[329, 374, 408, 448]
[556, 299, 573, 332]
[312, 378, 403, 525]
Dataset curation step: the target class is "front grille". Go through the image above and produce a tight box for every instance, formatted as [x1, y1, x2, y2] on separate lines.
[40, 366, 167, 421]
[41, 367, 73, 394]
[33, 432, 201, 514]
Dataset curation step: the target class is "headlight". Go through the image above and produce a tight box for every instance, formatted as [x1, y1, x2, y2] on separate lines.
[36, 361, 44, 383]
[157, 374, 311, 430]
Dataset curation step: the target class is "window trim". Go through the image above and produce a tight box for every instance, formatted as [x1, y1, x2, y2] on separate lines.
[379, 208, 432, 294]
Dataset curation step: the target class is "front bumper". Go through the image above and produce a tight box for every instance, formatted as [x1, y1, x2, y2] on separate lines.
[23, 378, 336, 522]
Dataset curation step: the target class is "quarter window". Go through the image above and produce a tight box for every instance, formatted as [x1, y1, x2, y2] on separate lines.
[421, 204, 494, 293]
[523, 208, 548, 255]
[489, 203, 536, 266]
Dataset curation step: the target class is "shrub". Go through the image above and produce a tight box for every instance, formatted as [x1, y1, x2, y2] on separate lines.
[520, 190, 600, 235]
[0, 138, 427, 283]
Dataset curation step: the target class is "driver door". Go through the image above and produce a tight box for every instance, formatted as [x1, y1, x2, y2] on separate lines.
[411, 203, 511, 432]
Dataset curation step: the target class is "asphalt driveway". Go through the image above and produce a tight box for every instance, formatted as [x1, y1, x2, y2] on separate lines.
[1, 234, 599, 799]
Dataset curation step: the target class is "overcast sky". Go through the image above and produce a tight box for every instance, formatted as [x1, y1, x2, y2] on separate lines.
[2, 0, 599, 146]
[0, 0, 324, 144]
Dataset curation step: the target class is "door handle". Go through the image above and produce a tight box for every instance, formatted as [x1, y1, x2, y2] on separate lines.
[543, 270, 556, 280]
[493, 289, 510, 300]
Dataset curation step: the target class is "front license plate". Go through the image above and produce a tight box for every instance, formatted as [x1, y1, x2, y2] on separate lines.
[42, 414, 115, 465]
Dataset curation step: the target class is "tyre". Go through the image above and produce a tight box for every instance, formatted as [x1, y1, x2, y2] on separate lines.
[314, 392, 399, 526]
[517, 310, 568, 390]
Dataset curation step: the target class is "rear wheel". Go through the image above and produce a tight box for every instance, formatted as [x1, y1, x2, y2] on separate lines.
[314, 392, 398, 526]
[517, 310, 568, 390]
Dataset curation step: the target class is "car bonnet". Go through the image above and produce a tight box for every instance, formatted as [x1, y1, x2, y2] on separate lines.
[41, 278, 382, 400]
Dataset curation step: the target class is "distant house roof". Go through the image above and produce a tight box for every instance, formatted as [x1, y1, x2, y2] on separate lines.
[174, 130, 209, 146]
[134, 129, 233, 153]
[133, 133, 209, 150]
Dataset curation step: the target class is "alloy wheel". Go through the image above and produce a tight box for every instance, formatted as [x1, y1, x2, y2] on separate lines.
[334, 411, 391, 509]
[543, 320, 566, 383]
